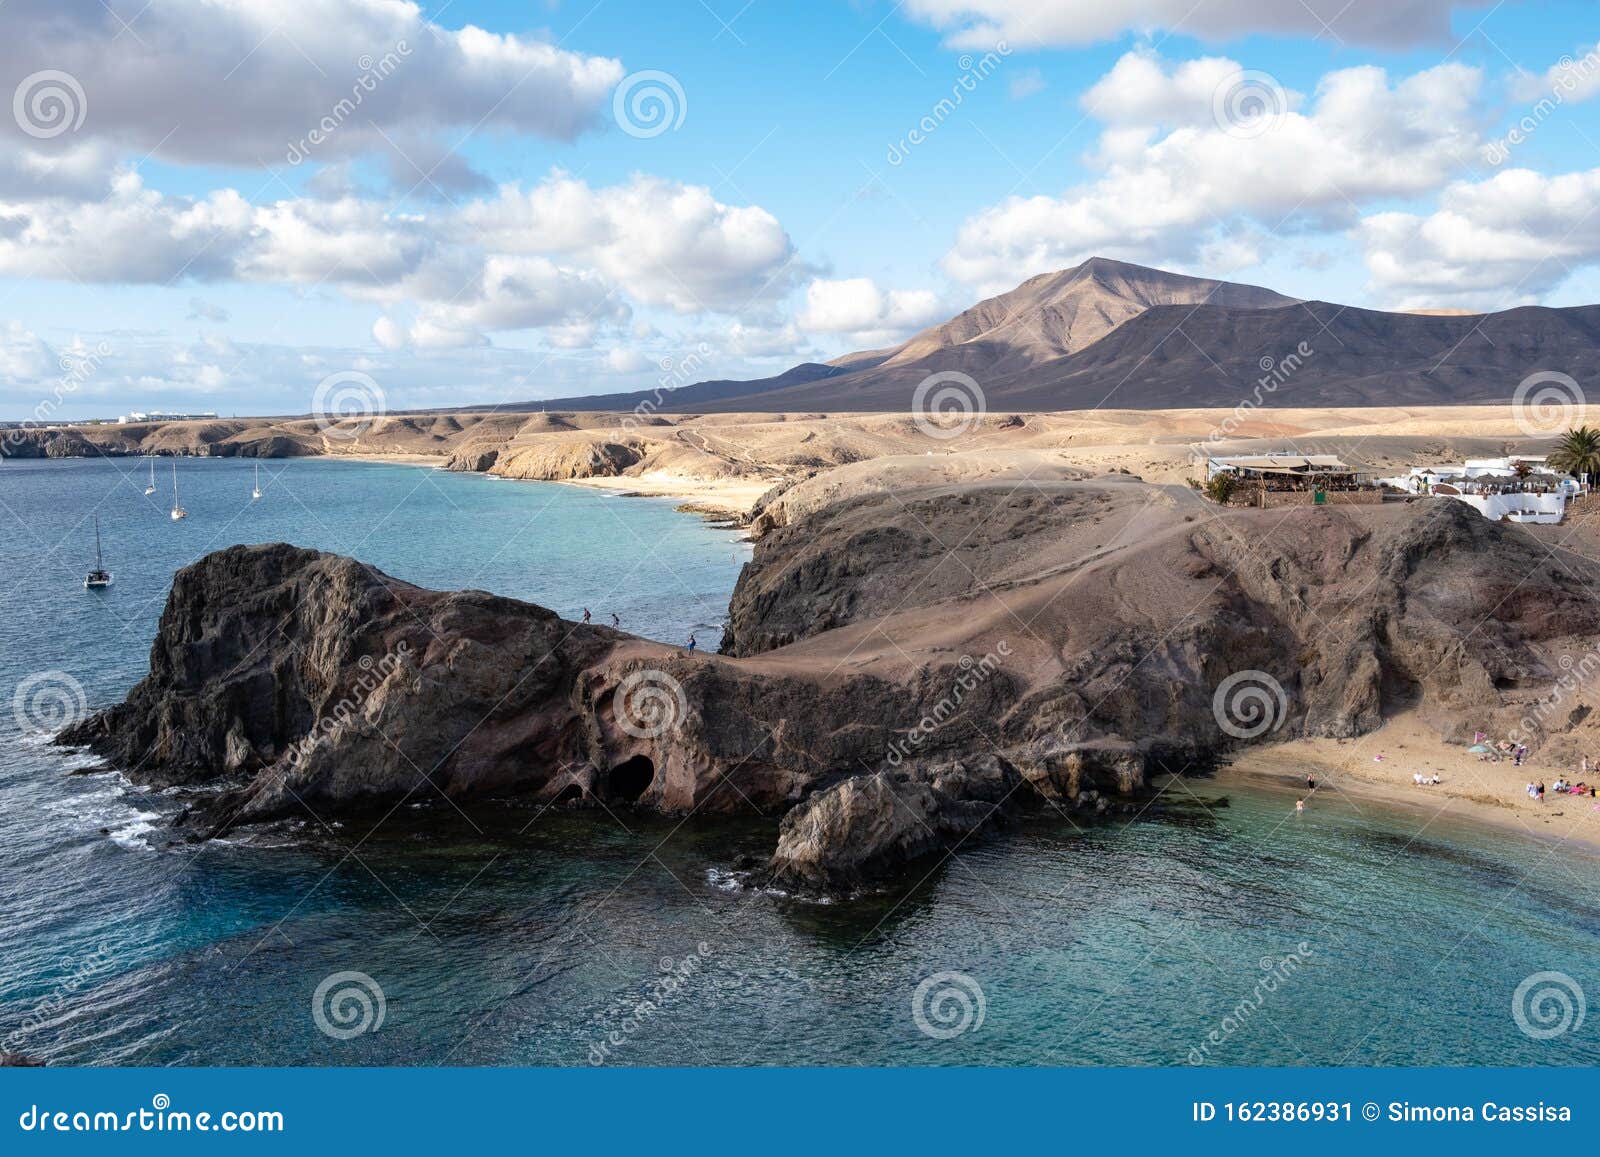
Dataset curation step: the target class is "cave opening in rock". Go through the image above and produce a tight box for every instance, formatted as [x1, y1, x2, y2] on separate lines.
[552, 783, 584, 805]
[606, 755, 655, 802]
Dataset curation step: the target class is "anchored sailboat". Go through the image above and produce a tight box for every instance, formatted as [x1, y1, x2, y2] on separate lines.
[170, 460, 188, 521]
[143, 455, 156, 495]
[84, 515, 112, 589]
[251, 460, 262, 500]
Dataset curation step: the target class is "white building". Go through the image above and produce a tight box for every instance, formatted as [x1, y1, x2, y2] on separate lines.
[1381, 456, 1582, 524]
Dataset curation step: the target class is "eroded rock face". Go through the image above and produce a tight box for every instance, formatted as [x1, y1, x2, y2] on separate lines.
[767, 755, 1026, 891]
[59, 545, 1007, 837]
[59, 495, 1600, 890]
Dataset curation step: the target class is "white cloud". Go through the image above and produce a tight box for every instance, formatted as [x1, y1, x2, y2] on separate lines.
[798, 278, 946, 346]
[1, 0, 623, 177]
[1515, 41, 1600, 104]
[944, 51, 1484, 292]
[1360, 167, 1600, 308]
[0, 321, 57, 386]
[604, 348, 648, 374]
[903, 0, 1487, 50]
[459, 174, 800, 312]
[0, 171, 799, 348]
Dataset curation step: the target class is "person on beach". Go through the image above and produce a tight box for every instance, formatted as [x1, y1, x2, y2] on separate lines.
[611, 613, 620, 628]
[1537, 781, 1546, 801]
[686, 633, 697, 655]
[1306, 774, 1316, 791]
[581, 607, 591, 624]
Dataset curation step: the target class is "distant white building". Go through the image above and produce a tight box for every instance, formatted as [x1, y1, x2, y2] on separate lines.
[1382, 456, 1582, 524]
[116, 410, 218, 424]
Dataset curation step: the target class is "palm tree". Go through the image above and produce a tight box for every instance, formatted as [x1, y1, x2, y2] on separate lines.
[1548, 425, 1600, 484]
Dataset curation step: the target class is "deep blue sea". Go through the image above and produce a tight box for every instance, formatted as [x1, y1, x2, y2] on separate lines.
[1, 456, 1597, 1067]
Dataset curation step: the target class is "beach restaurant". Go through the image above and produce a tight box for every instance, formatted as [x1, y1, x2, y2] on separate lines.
[1204, 453, 1366, 492]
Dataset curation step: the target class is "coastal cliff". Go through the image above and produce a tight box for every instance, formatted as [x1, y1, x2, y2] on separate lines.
[59, 495, 1600, 892]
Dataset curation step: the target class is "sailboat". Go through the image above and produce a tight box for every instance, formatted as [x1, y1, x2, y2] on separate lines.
[143, 455, 156, 495]
[84, 515, 112, 589]
[251, 461, 262, 501]
[169, 460, 188, 521]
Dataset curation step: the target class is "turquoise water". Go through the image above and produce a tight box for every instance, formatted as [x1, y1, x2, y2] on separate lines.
[1, 457, 1597, 1066]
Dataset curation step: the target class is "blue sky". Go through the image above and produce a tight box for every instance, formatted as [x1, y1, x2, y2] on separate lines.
[3, 0, 1599, 419]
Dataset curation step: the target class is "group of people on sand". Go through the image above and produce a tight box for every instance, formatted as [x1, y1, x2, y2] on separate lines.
[579, 607, 699, 655]
[1533, 777, 1598, 801]
[1411, 772, 1443, 786]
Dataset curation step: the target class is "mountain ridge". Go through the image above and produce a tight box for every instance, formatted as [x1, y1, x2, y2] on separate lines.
[518, 257, 1598, 414]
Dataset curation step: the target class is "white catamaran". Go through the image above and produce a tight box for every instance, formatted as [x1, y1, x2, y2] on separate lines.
[170, 460, 188, 520]
[84, 515, 112, 589]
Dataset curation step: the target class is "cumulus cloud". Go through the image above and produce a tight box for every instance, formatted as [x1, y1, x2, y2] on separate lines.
[903, 0, 1488, 49]
[1515, 41, 1600, 104]
[1360, 167, 1600, 309]
[0, 0, 622, 178]
[0, 171, 799, 347]
[798, 278, 946, 346]
[944, 50, 1484, 292]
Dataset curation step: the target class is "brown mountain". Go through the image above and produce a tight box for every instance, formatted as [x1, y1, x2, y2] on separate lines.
[534, 257, 1600, 413]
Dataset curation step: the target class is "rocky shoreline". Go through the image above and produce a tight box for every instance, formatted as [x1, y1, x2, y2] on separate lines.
[55, 476, 1600, 894]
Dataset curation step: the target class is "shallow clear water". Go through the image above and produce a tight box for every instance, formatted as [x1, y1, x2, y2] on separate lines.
[1, 457, 1597, 1067]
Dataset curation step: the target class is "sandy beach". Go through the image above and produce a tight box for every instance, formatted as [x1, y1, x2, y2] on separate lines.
[1225, 713, 1600, 855]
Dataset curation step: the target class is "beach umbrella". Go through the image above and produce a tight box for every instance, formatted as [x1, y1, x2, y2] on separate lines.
[1467, 744, 1491, 753]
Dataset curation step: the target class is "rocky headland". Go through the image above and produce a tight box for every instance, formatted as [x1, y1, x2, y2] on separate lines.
[58, 470, 1600, 893]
